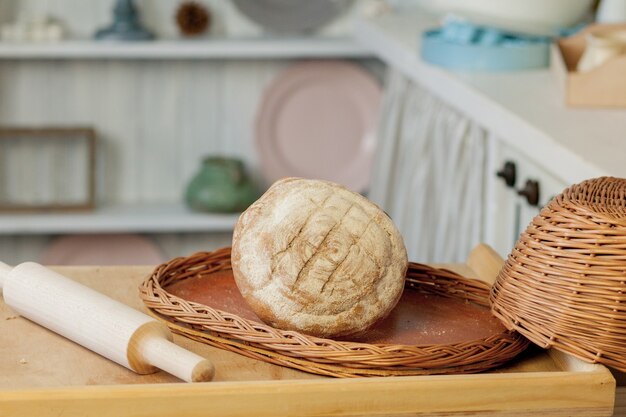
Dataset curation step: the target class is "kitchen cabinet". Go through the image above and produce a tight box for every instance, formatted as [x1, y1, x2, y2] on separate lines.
[355, 13, 625, 183]
[369, 70, 570, 263]
[486, 139, 569, 259]
[358, 11, 625, 264]
[369, 71, 487, 263]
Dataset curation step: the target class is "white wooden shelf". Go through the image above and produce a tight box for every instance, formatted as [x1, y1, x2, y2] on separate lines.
[0, 203, 239, 235]
[0, 38, 372, 59]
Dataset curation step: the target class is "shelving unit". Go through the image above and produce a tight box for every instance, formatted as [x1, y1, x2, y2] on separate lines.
[0, 203, 239, 235]
[0, 3, 377, 263]
[0, 36, 372, 240]
[0, 38, 372, 60]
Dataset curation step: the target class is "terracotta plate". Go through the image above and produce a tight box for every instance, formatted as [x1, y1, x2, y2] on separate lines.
[166, 269, 505, 345]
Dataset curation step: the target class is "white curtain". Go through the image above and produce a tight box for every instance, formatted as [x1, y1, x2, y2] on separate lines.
[370, 70, 486, 263]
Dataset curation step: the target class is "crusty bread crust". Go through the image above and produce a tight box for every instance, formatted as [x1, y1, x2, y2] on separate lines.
[232, 178, 408, 338]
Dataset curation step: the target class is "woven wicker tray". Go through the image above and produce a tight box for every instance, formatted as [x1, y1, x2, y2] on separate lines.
[140, 247, 529, 377]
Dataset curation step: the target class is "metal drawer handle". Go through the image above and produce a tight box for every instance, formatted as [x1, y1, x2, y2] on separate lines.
[517, 179, 540, 206]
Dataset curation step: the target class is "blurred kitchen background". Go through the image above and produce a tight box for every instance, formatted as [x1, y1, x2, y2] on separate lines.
[0, 0, 624, 266]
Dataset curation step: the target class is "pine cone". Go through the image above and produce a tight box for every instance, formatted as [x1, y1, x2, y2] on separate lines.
[176, 1, 210, 36]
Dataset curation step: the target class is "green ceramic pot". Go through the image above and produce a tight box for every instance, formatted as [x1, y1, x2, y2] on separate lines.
[185, 157, 259, 213]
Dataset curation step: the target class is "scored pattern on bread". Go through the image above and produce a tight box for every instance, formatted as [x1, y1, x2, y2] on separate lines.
[271, 193, 387, 314]
[232, 178, 408, 338]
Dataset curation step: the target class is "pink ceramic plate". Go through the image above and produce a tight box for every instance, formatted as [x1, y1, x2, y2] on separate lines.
[255, 60, 381, 192]
[40, 234, 165, 266]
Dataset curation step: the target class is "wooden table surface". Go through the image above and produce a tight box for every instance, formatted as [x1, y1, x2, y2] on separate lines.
[0, 254, 621, 416]
[1, 265, 330, 388]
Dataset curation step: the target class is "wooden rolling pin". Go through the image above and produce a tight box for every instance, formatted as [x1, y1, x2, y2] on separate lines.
[0, 261, 214, 382]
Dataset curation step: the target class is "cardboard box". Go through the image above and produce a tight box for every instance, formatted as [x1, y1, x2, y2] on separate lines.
[551, 23, 626, 107]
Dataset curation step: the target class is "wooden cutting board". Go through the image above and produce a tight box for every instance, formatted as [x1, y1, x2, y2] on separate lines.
[0, 245, 617, 417]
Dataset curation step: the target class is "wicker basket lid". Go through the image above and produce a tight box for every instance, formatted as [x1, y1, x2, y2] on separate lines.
[490, 177, 626, 371]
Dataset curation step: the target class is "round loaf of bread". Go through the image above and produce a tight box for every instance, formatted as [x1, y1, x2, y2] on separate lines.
[231, 178, 408, 338]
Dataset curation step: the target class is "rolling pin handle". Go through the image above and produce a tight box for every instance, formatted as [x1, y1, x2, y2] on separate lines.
[0, 261, 12, 292]
[139, 336, 215, 382]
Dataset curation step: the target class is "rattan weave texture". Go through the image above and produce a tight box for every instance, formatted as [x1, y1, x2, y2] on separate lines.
[140, 247, 528, 377]
[491, 177, 626, 371]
